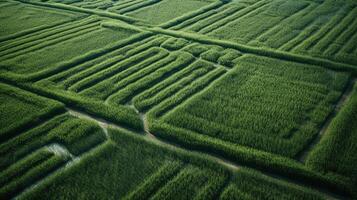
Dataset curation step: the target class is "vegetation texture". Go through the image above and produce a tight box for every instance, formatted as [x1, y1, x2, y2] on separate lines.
[0, 0, 356, 199]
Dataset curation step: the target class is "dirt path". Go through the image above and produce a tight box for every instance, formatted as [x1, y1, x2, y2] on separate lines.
[297, 78, 356, 162]
[66, 106, 345, 200]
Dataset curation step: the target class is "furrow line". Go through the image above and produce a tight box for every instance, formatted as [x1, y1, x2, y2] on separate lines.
[296, 78, 357, 162]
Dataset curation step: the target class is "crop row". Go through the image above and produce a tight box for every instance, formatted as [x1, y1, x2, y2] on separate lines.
[15, 127, 327, 199]
[147, 66, 226, 119]
[80, 47, 170, 100]
[306, 81, 357, 190]
[37, 0, 161, 15]
[38, 34, 238, 110]
[0, 16, 99, 59]
[49, 35, 161, 88]
[144, 55, 355, 196]
[107, 51, 196, 105]
[0, 102, 107, 199]
[0, 18, 101, 62]
[166, 0, 357, 66]
[0, 18, 139, 75]
[0, 112, 107, 199]
[1, 22, 143, 81]
[0, 149, 68, 199]
[68, 47, 164, 93]
[133, 59, 216, 112]
[0, 83, 65, 143]
[184, 0, 270, 34]
[158, 55, 349, 157]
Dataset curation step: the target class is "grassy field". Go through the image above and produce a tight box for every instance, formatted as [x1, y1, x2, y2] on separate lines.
[1, 0, 357, 199]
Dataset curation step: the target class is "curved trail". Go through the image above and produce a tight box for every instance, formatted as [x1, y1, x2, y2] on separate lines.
[67, 106, 344, 200]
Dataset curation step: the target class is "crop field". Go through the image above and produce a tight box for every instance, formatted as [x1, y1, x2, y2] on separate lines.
[0, 0, 357, 199]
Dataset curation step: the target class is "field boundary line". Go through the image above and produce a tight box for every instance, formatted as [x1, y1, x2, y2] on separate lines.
[0, 79, 347, 199]
[0, 17, 86, 43]
[253, 2, 313, 43]
[318, 7, 357, 53]
[140, 116, 345, 200]
[109, 0, 144, 12]
[47, 34, 155, 86]
[117, 0, 161, 15]
[199, 0, 270, 34]
[16, 0, 144, 25]
[194, 6, 242, 33]
[147, 28, 357, 75]
[70, 46, 161, 93]
[160, 1, 226, 29]
[296, 78, 357, 162]
[1, 32, 152, 83]
[102, 50, 171, 102]
[155, 68, 227, 119]
[0, 21, 101, 61]
[304, 6, 355, 52]
[0, 16, 94, 53]
[14, 141, 109, 199]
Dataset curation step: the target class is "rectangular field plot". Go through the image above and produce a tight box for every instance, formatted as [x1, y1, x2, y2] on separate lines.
[36, 35, 241, 110]
[306, 82, 357, 185]
[2, 0, 357, 199]
[126, 0, 214, 25]
[171, 0, 357, 66]
[15, 128, 324, 200]
[30, 0, 215, 26]
[0, 17, 139, 76]
[149, 54, 350, 158]
[0, 113, 106, 199]
[0, 1, 83, 40]
[0, 83, 65, 143]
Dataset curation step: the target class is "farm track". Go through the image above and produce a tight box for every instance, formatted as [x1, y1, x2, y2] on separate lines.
[0, 79, 349, 199]
[65, 106, 347, 200]
[2, 0, 357, 199]
[296, 78, 357, 162]
[13, 141, 109, 200]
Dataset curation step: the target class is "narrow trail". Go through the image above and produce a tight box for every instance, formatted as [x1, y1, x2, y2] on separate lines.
[297, 78, 356, 162]
[65, 106, 345, 200]
[67, 108, 110, 139]
[13, 141, 108, 200]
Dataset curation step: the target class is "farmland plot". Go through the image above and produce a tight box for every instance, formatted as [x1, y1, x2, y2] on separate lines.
[0, 17, 139, 76]
[0, 1, 83, 40]
[150, 55, 350, 157]
[16, 128, 325, 200]
[1, 0, 357, 199]
[169, 0, 357, 66]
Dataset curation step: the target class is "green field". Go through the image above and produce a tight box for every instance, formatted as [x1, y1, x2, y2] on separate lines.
[1, 0, 357, 199]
